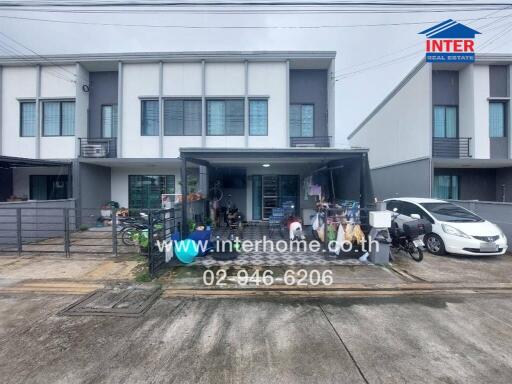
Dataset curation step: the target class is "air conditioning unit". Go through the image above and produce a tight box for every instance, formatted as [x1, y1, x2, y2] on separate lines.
[82, 144, 107, 158]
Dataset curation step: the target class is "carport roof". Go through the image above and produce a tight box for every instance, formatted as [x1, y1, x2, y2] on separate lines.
[180, 147, 369, 164]
[0, 155, 71, 169]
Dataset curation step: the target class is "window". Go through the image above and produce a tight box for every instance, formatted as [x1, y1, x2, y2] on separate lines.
[433, 175, 459, 200]
[489, 102, 506, 138]
[207, 99, 244, 135]
[128, 175, 175, 210]
[385, 200, 402, 212]
[399, 202, 434, 223]
[164, 99, 202, 136]
[420, 202, 482, 223]
[29, 175, 68, 200]
[20, 101, 36, 137]
[42, 101, 75, 136]
[141, 99, 159, 136]
[249, 99, 268, 136]
[433, 105, 457, 138]
[290, 104, 314, 137]
[102, 104, 118, 138]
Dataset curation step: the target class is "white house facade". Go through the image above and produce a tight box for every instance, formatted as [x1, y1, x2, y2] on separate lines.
[0, 51, 361, 222]
[349, 54, 512, 203]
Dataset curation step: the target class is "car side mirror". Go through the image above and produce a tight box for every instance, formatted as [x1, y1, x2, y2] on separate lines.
[410, 213, 421, 219]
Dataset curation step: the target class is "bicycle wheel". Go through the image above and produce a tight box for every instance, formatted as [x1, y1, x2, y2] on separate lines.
[407, 244, 423, 262]
[121, 228, 137, 246]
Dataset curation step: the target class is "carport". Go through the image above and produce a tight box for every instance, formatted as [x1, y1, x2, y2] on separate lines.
[179, 148, 375, 237]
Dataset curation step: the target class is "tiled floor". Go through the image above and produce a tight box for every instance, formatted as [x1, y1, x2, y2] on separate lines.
[191, 223, 365, 267]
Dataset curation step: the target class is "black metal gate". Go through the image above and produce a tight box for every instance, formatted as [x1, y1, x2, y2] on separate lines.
[148, 208, 182, 277]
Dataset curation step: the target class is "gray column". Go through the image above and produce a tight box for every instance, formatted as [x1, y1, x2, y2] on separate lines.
[244, 60, 249, 147]
[35, 65, 41, 159]
[158, 61, 164, 158]
[117, 61, 123, 158]
[201, 59, 206, 147]
[0, 66, 2, 155]
[285, 60, 290, 147]
[508, 65, 512, 159]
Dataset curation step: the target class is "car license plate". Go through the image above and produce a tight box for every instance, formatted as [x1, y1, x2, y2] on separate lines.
[413, 239, 424, 247]
[480, 242, 499, 252]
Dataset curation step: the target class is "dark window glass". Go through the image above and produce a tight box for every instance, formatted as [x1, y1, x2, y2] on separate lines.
[249, 99, 268, 136]
[141, 100, 159, 136]
[20, 102, 36, 137]
[128, 175, 175, 210]
[29, 175, 68, 200]
[164, 99, 201, 136]
[207, 99, 244, 135]
[433, 105, 457, 138]
[420, 202, 482, 223]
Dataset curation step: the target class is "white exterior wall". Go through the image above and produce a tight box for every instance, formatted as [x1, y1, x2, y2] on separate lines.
[247, 62, 287, 148]
[39, 65, 78, 159]
[121, 63, 160, 158]
[110, 165, 181, 208]
[459, 65, 476, 156]
[350, 64, 432, 169]
[12, 166, 68, 199]
[472, 64, 491, 159]
[1, 67, 37, 158]
[162, 63, 202, 158]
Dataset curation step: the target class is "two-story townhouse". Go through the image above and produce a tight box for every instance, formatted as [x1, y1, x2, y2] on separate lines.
[349, 54, 512, 203]
[0, 51, 373, 226]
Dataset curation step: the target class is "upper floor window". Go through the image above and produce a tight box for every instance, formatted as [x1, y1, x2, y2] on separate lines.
[43, 101, 75, 136]
[249, 99, 268, 136]
[141, 99, 159, 136]
[164, 99, 202, 136]
[433, 105, 457, 138]
[207, 99, 244, 136]
[290, 104, 314, 137]
[489, 101, 507, 138]
[20, 101, 36, 137]
[102, 104, 118, 138]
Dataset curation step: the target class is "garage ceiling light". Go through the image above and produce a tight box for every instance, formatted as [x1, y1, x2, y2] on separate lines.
[262, 163, 270, 168]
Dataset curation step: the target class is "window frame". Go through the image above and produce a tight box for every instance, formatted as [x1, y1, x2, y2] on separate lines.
[489, 100, 508, 138]
[19, 100, 36, 137]
[249, 98, 269, 136]
[206, 98, 245, 136]
[128, 174, 176, 210]
[290, 103, 315, 138]
[101, 104, 118, 138]
[163, 98, 202, 136]
[140, 98, 160, 137]
[433, 105, 458, 138]
[42, 100, 76, 137]
[29, 174, 69, 200]
[433, 174, 459, 200]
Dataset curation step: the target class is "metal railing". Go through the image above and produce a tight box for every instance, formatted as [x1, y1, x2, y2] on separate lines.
[432, 137, 471, 158]
[290, 136, 331, 147]
[79, 138, 117, 158]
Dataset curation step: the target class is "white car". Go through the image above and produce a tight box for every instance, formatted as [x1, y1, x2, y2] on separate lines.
[384, 197, 507, 256]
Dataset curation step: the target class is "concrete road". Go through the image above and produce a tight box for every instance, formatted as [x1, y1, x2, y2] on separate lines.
[1, 293, 512, 384]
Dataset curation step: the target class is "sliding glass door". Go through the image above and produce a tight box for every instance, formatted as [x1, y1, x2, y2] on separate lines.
[252, 175, 299, 220]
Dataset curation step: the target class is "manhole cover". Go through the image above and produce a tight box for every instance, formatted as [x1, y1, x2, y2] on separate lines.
[60, 286, 161, 317]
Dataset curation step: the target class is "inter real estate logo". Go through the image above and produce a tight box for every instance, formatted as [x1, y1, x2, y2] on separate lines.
[419, 19, 480, 63]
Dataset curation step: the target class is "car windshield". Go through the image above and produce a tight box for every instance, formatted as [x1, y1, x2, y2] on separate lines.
[420, 202, 483, 223]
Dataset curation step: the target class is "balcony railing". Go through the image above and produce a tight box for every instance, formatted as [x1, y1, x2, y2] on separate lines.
[79, 138, 117, 158]
[290, 136, 331, 148]
[432, 137, 471, 158]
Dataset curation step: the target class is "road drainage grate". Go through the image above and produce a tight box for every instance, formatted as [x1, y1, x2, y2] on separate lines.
[59, 285, 162, 317]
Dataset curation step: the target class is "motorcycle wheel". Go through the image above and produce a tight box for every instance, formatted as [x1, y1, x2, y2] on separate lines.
[407, 244, 423, 262]
[122, 228, 137, 246]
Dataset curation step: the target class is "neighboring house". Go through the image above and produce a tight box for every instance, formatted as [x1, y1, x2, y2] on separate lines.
[348, 54, 512, 202]
[0, 51, 374, 223]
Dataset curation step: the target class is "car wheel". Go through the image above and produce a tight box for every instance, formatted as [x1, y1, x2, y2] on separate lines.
[425, 233, 446, 255]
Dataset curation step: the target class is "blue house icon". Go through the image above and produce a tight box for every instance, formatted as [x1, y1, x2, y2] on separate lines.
[419, 19, 481, 39]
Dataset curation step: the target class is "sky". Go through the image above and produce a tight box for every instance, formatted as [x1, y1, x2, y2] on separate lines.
[0, 1, 512, 146]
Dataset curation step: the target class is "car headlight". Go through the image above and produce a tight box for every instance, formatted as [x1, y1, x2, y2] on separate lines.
[442, 224, 472, 239]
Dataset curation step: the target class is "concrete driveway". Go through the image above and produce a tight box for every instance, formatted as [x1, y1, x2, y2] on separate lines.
[0, 293, 511, 384]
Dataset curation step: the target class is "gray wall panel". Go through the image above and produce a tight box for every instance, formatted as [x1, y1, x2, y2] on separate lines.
[432, 70, 459, 105]
[490, 65, 509, 97]
[289, 69, 328, 137]
[79, 163, 111, 210]
[88, 72, 118, 138]
[435, 168, 497, 201]
[496, 167, 512, 202]
[371, 158, 431, 200]
[490, 137, 508, 159]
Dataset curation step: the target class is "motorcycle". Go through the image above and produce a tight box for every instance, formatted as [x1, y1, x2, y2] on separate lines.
[389, 208, 430, 262]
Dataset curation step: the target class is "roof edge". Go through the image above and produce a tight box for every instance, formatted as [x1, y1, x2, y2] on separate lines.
[347, 59, 427, 140]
